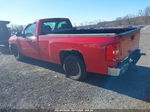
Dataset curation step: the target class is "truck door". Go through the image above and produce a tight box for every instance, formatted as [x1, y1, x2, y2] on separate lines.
[38, 21, 56, 62]
[18, 23, 40, 59]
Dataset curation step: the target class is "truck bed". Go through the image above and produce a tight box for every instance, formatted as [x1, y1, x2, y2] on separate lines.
[46, 27, 141, 37]
[44, 27, 141, 63]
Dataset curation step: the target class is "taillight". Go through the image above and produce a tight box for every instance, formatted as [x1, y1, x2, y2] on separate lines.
[106, 43, 120, 61]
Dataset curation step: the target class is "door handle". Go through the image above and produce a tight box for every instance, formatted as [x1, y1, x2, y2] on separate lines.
[27, 39, 34, 43]
[28, 39, 33, 43]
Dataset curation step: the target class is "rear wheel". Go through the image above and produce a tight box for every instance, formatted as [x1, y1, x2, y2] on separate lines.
[63, 55, 87, 81]
[11, 45, 24, 61]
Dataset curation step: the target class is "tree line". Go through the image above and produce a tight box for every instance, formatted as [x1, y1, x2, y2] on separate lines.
[79, 6, 150, 28]
[114, 6, 150, 26]
[9, 6, 150, 32]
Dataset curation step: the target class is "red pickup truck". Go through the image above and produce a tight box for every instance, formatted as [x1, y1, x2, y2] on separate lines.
[9, 18, 141, 80]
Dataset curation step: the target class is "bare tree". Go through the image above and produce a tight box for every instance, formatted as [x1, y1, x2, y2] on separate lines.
[124, 14, 133, 25]
[138, 10, 144, 16]
[78, 6, 150, 28]
[116, 17, 122, 26]
[9, 24, 24, 35]
[144, 7, 150, 16]
[143, 7, 150, 24]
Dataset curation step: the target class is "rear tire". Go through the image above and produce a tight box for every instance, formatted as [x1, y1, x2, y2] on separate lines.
[11, 45, 24, 61]
[63, 55, 87, 81]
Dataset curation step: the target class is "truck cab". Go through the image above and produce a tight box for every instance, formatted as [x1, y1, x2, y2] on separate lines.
[0, 21, 10, 46]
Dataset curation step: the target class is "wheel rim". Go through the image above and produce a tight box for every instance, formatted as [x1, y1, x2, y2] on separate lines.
[65, 60, 80, 76]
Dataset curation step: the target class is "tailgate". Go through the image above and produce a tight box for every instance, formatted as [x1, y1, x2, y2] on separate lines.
[118, 29, 140, 61]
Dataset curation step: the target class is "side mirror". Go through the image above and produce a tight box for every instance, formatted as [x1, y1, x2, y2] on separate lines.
[15, 32, 24, 37]
[25, 33, 33, 37]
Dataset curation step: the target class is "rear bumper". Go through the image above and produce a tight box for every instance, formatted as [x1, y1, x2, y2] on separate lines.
[108, 49, 141, 76]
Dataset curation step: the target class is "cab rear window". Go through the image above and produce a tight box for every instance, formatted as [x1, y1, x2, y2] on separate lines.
[40, 20, 72, 35]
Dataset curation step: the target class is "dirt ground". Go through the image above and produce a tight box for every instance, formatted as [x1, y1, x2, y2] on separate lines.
[0, 27, 150, 109]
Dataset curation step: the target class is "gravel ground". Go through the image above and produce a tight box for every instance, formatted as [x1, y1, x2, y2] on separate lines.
[0, 28, 150, 110]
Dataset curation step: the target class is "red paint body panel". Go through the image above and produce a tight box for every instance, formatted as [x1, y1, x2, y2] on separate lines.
[38, 35, 119, 74]
[9, 18, 140, 75]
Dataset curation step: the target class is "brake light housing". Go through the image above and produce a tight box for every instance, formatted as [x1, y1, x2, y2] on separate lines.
[106, 43, 120, 62]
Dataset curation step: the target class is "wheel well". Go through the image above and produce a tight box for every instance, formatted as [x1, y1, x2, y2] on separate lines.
[10, 44, 16, 48]
[60, 50, 85, 65]
[9, 44, 17, 52]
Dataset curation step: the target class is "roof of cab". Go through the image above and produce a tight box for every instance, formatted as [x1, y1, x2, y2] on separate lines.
[0, 21, 10, 24]
[37, 18, 69, 22]
[25, 18, 70, 25]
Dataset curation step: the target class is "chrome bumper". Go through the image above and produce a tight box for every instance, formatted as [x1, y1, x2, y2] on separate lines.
[108, 63, 129, 76]
[108, 49, 141, 76]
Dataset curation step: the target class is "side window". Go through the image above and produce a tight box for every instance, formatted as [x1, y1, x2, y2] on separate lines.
[41, 21, 56, 35]
[57, 21, 72, 30]
[24, 23, 36, 38]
